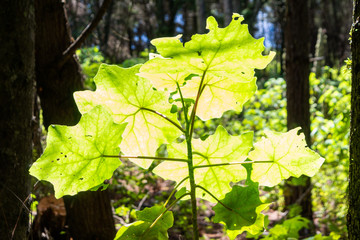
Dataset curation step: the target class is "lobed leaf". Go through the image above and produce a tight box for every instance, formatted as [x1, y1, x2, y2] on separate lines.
[153, 126, 252, 202]
[115, 206, 173, 240]
[140, 14, 275, 120]
[213, 183, 263, 230]
[249, 127, 325, 187]
[74, 64, 182, 169]
[29, 106, 126, 198]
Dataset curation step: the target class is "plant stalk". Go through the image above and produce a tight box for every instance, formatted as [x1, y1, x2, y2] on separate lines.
[186, 136, 199, 240]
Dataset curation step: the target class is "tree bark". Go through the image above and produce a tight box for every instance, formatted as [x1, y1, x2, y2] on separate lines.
[0, 0, 35, 239]
[196, 0, 206, 33]
[35, 0, 115, 239]
[284, 0, 314, 233]
[348, 1, 360, 238]
[223, 0, 233, 26]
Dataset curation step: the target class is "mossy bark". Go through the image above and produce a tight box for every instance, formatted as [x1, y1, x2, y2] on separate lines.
[0, 0, 35, 239]
[347, 1, 360, 238]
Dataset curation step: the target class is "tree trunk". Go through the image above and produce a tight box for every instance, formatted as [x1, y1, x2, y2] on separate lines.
[0, 0, 35, 239]
[223, 0, 233, 26]
[284, 0, 314, 234]
[35, 0, 115, 239]
[196, 0, 206, 33]
[347, 1, 360, 238]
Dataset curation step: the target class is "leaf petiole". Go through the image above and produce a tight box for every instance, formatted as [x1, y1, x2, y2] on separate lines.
[195, 185, 235, 213]
[102, 154, 189, 163]
[164, 176, 189, 207]
[189, 70, 207, 139]
[140, 107, 186, 133]
[176, 81, 190, 127]
[193, 160, 274, 169]
[143, 193, 190, 237]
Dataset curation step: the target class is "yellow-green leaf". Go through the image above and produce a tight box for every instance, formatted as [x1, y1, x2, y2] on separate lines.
[153, 126, 252, 202]
[29, 106, 126, 198]
[74, 64, 182, 169]
[140, 14, 275, 120]
[249, 127, 325, 187]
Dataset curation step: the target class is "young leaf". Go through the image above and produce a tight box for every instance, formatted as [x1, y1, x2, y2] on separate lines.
[140, 14, 275, 120]
[213, 183, 263, 230]
[153, 126, 252, 202]
[74, 64, 182, 169]
[115, 206, 173, 240]
[249, 127, 325, 187]
[29, 106, 126, 198]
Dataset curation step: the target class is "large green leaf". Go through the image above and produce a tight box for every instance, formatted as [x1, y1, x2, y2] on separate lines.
[153, 126, 251, 202]
[213, 183, 263, 230]
[115, 206, 173, 240]
[29, 106, 126, 198]
[248, 127, 325, 187]
[140, 13, 275, 120]
[74, 64, 182, 169]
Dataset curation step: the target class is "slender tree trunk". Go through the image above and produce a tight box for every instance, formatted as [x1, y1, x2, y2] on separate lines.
[284, 0, 314, 234]
[35, 1, 115, 239]
[348, 1, 360, 238]
[223, 0, 233, 26]
[196, 0, 206, 33]
[0, 0, 35, 239]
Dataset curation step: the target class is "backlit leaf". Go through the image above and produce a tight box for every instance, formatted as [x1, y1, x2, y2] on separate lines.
[226, 203, 269, 240]
[115, 206, 173, 240]
[29, 106, 126, 198]
[74, 64, 182, 169]
[213, 183, 263, 230]
[140, 14, 275, 120]
[249, 127, 325, 187]
[153, 126, 252, 202]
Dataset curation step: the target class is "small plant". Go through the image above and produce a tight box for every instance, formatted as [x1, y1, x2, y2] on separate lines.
[30, 14, 324, 240]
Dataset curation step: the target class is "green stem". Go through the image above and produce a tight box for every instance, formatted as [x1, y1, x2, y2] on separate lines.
[195, 185, 235, 213]
[164, 176, 189, 207]
[141, 107, 186, 133]
[103, 155, 189, 163]
[193, 160, 273, 169]
[186, 137, 199, 240]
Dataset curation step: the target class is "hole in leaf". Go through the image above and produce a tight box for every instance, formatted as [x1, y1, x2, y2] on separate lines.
[241, 72, 245, 74]
[79, 178, 84, 180]
[234, 17, 239, 20]
[57, 158, 60, 161]
[64, 155, 67, 158]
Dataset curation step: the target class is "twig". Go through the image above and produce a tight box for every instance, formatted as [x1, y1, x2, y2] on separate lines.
[57, 0, 113, 69]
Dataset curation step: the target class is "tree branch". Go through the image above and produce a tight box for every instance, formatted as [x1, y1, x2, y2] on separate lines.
[57, 0, 112, 69]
